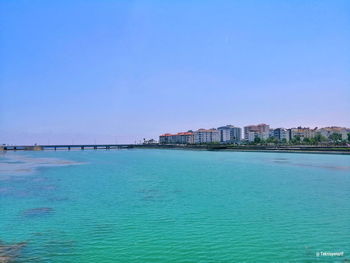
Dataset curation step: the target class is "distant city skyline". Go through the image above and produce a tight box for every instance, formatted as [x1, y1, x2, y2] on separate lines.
[1, 123, 349, 145]
[1, 1, 349, 144]
[159, 124, 349, 145]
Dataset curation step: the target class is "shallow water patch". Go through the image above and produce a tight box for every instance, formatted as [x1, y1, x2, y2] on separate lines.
[22, 207, 54, 218]
[0, 155, 84, 176]
[0, 241, 26, 263]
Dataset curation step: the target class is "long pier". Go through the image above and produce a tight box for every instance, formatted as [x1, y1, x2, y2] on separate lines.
[0, 144, 135, 151]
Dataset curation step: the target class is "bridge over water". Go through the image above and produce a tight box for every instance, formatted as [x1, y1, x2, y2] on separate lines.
[0, 144, 135, 151]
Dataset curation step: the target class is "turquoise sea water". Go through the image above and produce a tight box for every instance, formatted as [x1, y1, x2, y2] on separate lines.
[1, 149, 349, 262]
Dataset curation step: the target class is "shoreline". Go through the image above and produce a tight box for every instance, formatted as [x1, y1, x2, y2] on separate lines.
[133, 144, 350, 155]
[1, 144, 350, 155]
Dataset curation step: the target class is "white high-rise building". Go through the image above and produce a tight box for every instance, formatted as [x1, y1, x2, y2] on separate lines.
[193, 129, 220, 144]
[217, 125, 242, 143]
[272, 128, 290, 142]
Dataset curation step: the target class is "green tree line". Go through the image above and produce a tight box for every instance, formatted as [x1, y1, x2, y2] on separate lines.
[249, 133, 350, 146]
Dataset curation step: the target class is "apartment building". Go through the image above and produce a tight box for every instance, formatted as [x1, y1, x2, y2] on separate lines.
[159, 132, 194, 144]
[289, 127, 316, 140]
[217, 125, 242, 143]
[244, 124, 270, 141]
[272, 128, 290, 142]
[193, 129, 220, 144]
[317, 127, 349, 140]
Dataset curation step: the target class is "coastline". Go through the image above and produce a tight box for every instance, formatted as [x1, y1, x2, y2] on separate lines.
[133, 144, 350, 155]
[1, 144, 350, 155]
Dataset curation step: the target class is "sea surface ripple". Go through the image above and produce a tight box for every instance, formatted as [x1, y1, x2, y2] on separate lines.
[0, 150, 349, 262]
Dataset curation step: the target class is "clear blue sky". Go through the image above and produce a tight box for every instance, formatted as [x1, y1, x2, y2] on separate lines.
[1, 0, 349, 144]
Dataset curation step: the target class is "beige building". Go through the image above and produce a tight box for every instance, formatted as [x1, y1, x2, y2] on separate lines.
[159, 132, 194, 144]
[317, 127, 348, 140]
[289, 127, 316, 140]
[244, 124, 270, 141]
